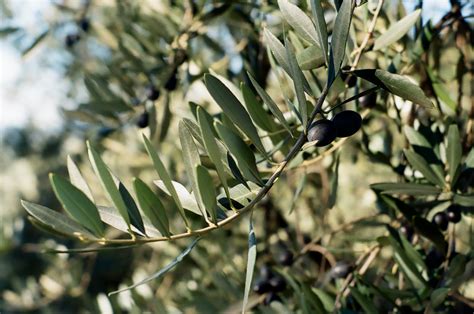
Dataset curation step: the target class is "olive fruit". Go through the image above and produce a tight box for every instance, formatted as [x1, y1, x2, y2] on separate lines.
[330, 261, 353, 279]
[146, 85, 160, 101]
[268, 276, 286, 292]
[164, 71, 178, 91]
[259, 265, 274, 280]
[278, 250, 294, 266]
[332, 110, 362, 138]
[136, 111, 149, 128]
[446, 205, 462, 223]
[359, 92, 377, 108]
[400, 224, 414, 242]
[425, 248, 444, 269]
[65, 33, 80, 47]
[79, 18, 90, 32]
[253, 279, 271, 294]
[432, 212, 449, 231]
[307, 119, 337, 147]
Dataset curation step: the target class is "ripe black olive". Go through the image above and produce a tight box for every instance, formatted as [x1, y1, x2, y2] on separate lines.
[307, 119, 337, 147]
[332, 110, 362, 138]
[432, 212, 449, 231]
[164, 71, 178, 91]
[425, 248, 444, 269]
[65, 33, 80, 47]
[146, 85, 160, 101]
[340, 66, 357, 88]
[359, 92, 377, 108]
[400, 224, 414, 242]
[330, 261, 353, 279]
[446, 205, 462, 223]
[136, 111, 149, 128]
[278, 250, 294, 266]
[268, 276, 286, 292]
[253, 279, 271, 295]
[259, 265, 274, 281]
[79, 18, 90, 32]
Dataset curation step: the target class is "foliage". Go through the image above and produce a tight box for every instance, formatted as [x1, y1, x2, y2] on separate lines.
[2, 0, 473, 312]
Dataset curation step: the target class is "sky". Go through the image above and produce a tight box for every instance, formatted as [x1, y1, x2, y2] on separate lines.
[0, 0, 457, 132]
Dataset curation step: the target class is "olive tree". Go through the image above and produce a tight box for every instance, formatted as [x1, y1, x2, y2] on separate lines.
[5, 0, 473, 312]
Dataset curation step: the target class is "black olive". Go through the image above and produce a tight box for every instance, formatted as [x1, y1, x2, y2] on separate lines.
[446, 205, 462, 223]
[79, 18, 90, 32]
[136, 111, 149, 128]
[253, 279, 271, 295]
[432, 212, 449, 231]
[164, 71, 178, 91]
[146, 85, 160, 101]
[307, 119, 337, 147]
[332, 110, 362, 138]
[359, 92, 377, 108]
[425, 248, 444, 269]
[268, 276, 286, 292]
[330, 261, 352, 279]
[65, 33, 80, 47]
[278, 250, 294, 266]
[400, 224, 414, 242]
[259, 265, 274, 281]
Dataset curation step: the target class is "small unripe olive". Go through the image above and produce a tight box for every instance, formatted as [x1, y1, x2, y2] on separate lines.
[432, 212, 449, 231]
[332, 110, 362, 138]
[307, 119, 337, 147]
[446, 205, 462, 223]
[136, 111, 149, 128]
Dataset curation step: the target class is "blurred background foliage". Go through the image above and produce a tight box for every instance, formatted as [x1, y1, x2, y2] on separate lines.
[1, 0, 473, 313]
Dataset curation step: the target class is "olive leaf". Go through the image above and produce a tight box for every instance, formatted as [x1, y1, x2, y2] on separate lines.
[310, 0, 329, 65]
[352, 69, 434, 108]
[373, 9, 422, 51]
[331, 0, 353, 74]
[49, 173, 105, 237]
[278, 0, 320, 46]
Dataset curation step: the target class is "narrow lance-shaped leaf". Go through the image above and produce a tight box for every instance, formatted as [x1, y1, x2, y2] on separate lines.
[143, 134, 189, 227]
[67, 155, 94, 201]
[179, 121, 208, 220]
[49, 173, 105, 237]
[108, 237, 201, 296]
[204, 74, 267, 156]
[118, 182, 146, 236]
[370, 183, 441, 195]
[404, 149, 445, 187]
[154, 180, 202, 216]
[242, 218, 257, 314]
[133, 178, 170, 237]
[247, 72, 294, 136]
[373, 9, 422, 51]
[310, 0, 329, 65]
[21, 200, 98, 240]
[447, 124, 462, 186]
[197, 107, 231, 203]
[241, 83, 277, 132]
[352, 69, 434, 108]
[264, 28, 291, 74]
[215, 121, 263, 185]
[331, 0, 353, 74]
[286, 38, 308, 130]
[296, 45, 325, 70]
[278, 0, 320, 46]
[87, 142, 131, 230]
[195, 165, 217, 224]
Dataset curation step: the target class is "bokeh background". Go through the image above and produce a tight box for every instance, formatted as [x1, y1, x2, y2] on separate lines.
[1, 0, 472, 313]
